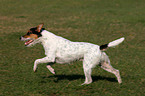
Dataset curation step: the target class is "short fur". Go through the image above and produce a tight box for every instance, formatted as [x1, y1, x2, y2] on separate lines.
[20, 24, 124, 85]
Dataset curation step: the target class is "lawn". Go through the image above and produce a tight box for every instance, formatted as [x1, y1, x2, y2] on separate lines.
[0, 0, 145, 96]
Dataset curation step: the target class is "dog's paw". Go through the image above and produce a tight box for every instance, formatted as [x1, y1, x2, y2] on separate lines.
[33, 68, 37, 72]
[50, 68, 55, 74]
[33, 68, 36, 72]
[33, 65, 37, 72]
[81, 81, 92, 86]
[118, 80, 122, 84]
[46, 65, 55, 74]
[51, 71, 55, 75]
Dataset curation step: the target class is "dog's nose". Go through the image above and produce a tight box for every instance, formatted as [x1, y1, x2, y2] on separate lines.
[19, 36, 22, 40]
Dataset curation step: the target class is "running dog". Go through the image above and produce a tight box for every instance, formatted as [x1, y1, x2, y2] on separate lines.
[20, 23, 124, 85]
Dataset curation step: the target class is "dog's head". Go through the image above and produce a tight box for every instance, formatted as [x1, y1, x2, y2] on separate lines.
[20, 23, 45, 47]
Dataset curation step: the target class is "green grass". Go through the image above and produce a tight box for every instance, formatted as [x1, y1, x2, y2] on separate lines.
[0, 0, 145, 96]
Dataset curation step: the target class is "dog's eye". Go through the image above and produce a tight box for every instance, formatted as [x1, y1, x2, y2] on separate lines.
[27, 31, 32, 35]
[27, 32, 30, 35]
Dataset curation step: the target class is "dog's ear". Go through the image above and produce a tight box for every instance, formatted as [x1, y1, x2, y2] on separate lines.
[37, 23, 44, 32]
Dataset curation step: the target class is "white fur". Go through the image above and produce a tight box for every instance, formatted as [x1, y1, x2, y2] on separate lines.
[108, 37, 125, 47]
[31, 30, 124, 85]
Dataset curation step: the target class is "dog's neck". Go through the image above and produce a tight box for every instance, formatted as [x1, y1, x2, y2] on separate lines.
[40, 30, 57, 44]
[40, 30, 57, 55]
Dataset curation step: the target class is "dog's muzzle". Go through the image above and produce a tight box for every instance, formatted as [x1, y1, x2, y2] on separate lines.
[19, 36, 22, 40]
[20, 36, 29, 41]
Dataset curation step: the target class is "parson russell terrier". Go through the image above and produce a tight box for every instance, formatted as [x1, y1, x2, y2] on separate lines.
[20, 23, 124, 85]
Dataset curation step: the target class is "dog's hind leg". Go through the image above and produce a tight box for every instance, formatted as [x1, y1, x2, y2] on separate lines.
[81, 54, 95, 85]
[81, 67, 93, 85]
[101, 62, 122, 84]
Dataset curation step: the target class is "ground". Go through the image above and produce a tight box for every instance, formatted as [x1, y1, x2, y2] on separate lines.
[0, 0, 145, 96]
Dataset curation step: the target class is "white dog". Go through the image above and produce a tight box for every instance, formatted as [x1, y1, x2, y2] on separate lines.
[20, 23, 124, 85]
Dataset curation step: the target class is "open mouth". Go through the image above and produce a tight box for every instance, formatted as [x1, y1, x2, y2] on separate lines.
[24, 40, 34, 46]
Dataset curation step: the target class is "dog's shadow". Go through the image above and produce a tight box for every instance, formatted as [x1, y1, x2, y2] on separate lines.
[42, 74, 117, 83]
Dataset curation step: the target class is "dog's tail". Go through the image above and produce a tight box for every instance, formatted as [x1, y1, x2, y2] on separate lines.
[100, 37, 125, 50]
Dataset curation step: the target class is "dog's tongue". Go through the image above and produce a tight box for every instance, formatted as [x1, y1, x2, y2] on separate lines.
[25, 40, 33, 45]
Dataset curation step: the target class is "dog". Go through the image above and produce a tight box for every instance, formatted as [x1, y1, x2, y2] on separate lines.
[20, 23, 124, 85]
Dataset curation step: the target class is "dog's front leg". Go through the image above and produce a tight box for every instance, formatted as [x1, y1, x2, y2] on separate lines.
[46, 65, 55, 74]
[33, 56, 55, 72]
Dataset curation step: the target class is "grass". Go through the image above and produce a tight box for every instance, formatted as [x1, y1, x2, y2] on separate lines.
[0, 0, 145, 96]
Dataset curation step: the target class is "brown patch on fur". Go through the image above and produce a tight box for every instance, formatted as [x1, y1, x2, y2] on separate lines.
[37, 23, 44, 32]
[21, 23, 44, 40]
[23, 34, 38, 39]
